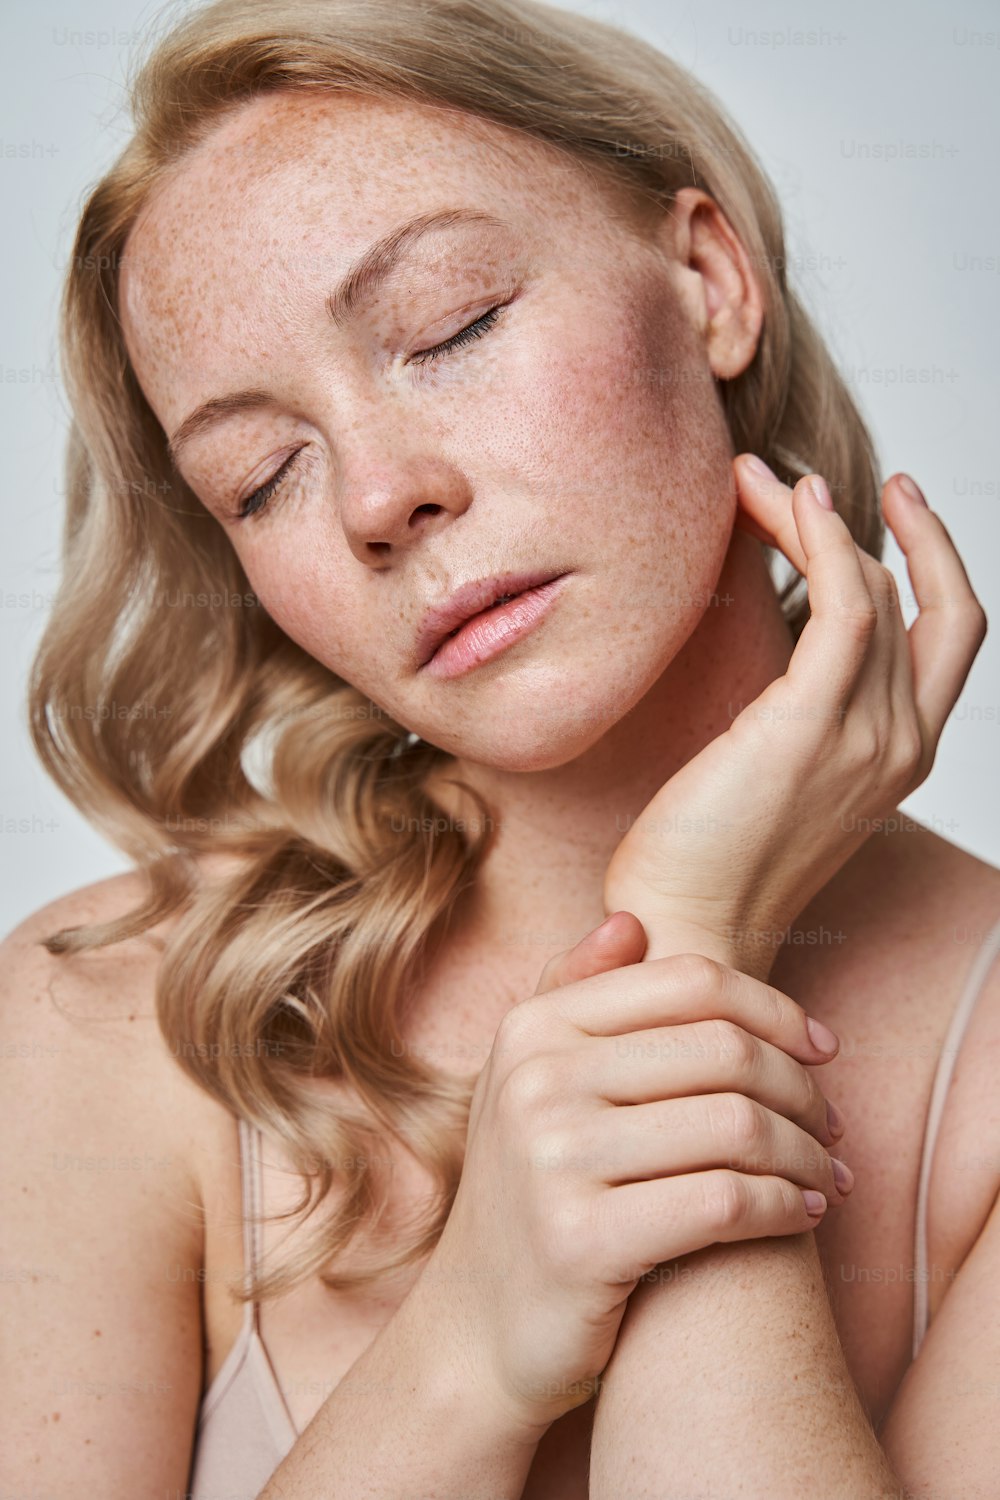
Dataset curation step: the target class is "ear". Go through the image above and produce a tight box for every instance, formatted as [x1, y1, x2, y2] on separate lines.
[657, 186, 764, 380]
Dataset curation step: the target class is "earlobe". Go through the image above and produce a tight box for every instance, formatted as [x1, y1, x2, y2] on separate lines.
[707, 304, 762, 381]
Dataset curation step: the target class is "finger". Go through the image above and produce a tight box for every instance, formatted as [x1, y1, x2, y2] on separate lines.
[734, 456, 881, 604]
[731, 456, 929, 762]
[543, 952, 840, 1067]
[733, 454, 809, 574]
[776, 477, 884, 709]
[735, 458, 976, 721]
[582, 1018, 835, 1145]
[733, 458, 882, 707]
[881, 473, 988, 738]
[854, 535, 915, 713]
[734, 454, 905, 668]
[603, 1170, 828, 1277]
[586, 1094, 850, 1202]
[533, 910, 647, 996]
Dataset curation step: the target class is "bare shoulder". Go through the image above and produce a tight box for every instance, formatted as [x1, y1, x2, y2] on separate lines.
[780, 813, 1000, 1171]
[857, 816, 1000, 1004]
[876, 822, 1000, 1304]
[787, 817, 1000, 1265]
[878, 818, 1000, 1125]
[0, 861, 237, 1164]
[0, 859, 250, 1219]
[783, 815, 1000, 1010]
[0, 862, 239, 1494]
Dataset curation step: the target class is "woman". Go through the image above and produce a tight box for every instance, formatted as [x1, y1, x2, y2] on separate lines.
[4, 0, 998, 1495]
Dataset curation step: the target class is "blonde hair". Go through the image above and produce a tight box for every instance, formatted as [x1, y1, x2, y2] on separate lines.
[31, 0, 883, 1301]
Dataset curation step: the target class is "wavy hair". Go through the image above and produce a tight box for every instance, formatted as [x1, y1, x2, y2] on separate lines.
[30, 0, 883, 1302]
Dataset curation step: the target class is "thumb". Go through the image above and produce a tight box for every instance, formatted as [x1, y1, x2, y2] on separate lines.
[533, 910, 648, 996]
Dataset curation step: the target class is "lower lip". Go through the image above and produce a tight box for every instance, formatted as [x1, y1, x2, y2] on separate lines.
[422, 574, 571, 679]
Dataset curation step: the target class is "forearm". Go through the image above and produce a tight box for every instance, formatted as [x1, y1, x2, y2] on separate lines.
[590, 915, 899, 1497]
[590, 1231, 901, 1499]
[258, 1274, 542, 1499]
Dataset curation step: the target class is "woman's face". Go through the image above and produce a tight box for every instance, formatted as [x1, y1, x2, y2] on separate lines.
[120, 89, 753, 771]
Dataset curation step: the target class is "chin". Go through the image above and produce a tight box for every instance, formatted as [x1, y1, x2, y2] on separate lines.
[411, 650, 676, 772]
[461, 729, 606, 774]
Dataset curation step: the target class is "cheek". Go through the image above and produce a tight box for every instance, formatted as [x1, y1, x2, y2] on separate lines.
[487, 285, 736, 628]
[234, 541, 368, 681]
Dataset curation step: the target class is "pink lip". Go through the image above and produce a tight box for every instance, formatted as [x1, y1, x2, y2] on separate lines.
[416, 571, 571, 676]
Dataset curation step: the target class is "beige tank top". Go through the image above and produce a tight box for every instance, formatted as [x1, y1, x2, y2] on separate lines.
[185, 914, 1000, 1498]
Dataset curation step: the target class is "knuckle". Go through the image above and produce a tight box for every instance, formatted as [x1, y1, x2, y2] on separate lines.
[870, 563, 900, 614]
[842, 598, 880, 644]
[958, 598, 989, 644]
[707, 1017, 757, 1071]
[666, 951, 725, 996]
[851, 718, 892, 771]
[893, 719, 925, 782]
[529, 1124, 575, 1172]
[833, 572, 880, 639]
[714, 1092, 766, 1156]
[498, 1053, 560, 1116]
[493, 999, 542, 1058]
[705, 1169, 752, 1233]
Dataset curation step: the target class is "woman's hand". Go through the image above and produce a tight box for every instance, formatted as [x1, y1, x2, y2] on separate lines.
[417, 910, 851, 1439]
[603, 460, 987, 978]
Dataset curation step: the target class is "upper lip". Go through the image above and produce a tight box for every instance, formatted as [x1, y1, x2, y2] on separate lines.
[415, 569, 567, 668]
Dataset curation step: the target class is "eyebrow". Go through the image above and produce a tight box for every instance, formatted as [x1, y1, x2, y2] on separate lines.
[165, 206, 511, 470]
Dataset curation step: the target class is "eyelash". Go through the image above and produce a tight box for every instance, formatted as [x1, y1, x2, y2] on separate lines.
[409, 303, 504, 366]
[235, 302, 507, 521]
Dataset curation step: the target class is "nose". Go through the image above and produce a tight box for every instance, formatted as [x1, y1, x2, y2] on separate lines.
[338, 447, 474, 565]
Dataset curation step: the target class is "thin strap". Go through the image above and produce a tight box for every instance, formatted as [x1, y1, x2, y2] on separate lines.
[912, 914, 1000, 1359]
[237, 1117, 263, 1337]
[240, 1121, 299, 1436]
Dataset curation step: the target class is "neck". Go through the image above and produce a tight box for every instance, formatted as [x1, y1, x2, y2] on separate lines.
[421, 529, 797, 953]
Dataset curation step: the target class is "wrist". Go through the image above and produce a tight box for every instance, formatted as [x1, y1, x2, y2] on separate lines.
[608, 905, 776, 983]
[653, 927, 776, 984]
[401, 1264, 554, 1451]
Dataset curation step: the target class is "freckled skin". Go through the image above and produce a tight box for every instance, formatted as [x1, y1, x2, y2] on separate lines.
[120, 90, 776, 778]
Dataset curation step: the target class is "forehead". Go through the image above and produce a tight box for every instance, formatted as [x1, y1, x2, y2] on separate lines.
[118, 91, 618, 412]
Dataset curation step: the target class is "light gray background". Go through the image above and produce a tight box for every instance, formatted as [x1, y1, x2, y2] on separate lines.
[4, 0, 998, 935]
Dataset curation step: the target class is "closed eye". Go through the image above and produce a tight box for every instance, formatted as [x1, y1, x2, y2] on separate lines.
[236, 447, 306, 521]
[235, 300, 511, 520]
[408, 302, 507, 366]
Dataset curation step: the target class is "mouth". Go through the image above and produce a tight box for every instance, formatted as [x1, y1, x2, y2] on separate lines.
[416, 570, 572, 678]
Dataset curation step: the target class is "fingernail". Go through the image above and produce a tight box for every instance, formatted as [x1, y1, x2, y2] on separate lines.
[807, 476, 835, 510]
[743, 454, 776, 480]
[806, 1015, 839, 1055]
[897, 473, 927, 506]
[826, 1099, 846, 1137]
[831, 1157, 854, 1194]
[802, 1190, 827, 1217]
